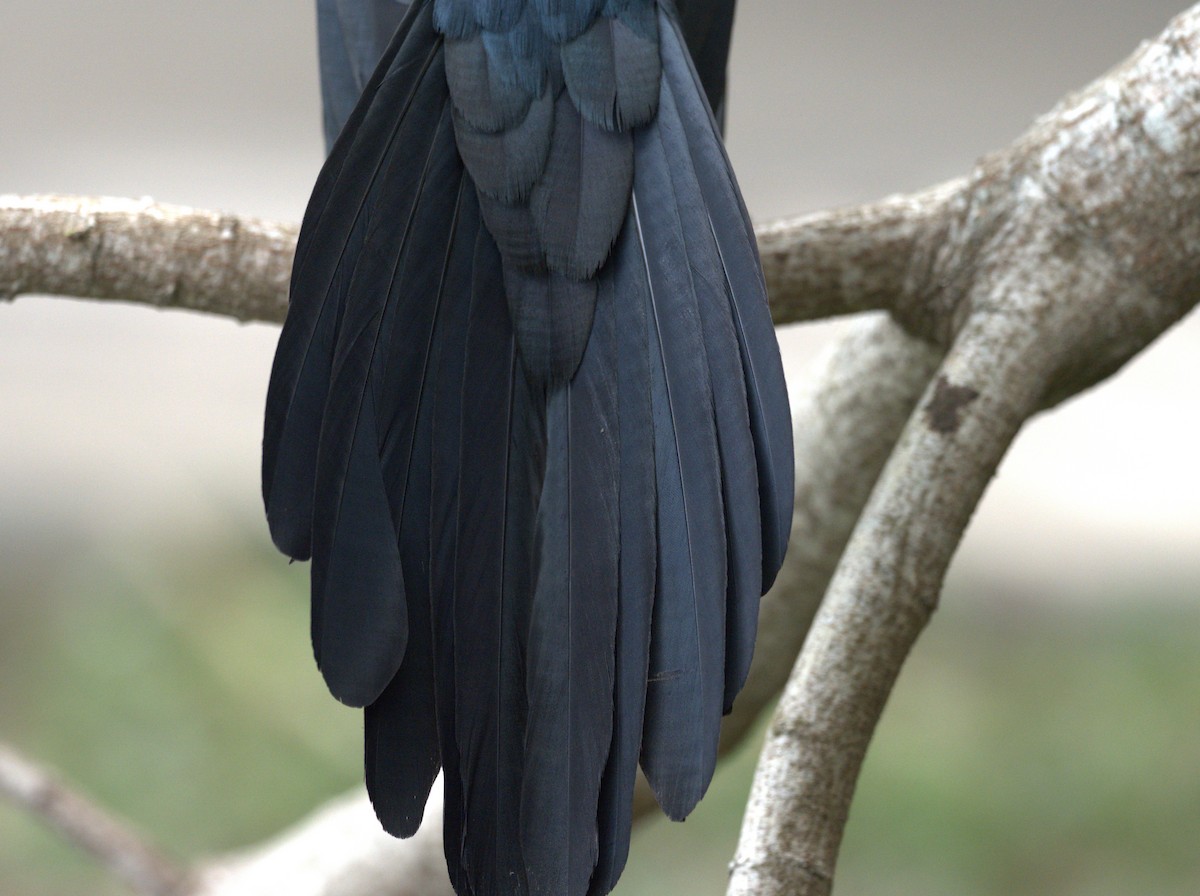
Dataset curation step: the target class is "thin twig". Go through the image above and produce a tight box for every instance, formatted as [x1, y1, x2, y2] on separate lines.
[0, 740, 191, 896]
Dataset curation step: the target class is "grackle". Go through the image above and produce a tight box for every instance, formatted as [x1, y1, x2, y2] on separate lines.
[262, 1, 793, 893]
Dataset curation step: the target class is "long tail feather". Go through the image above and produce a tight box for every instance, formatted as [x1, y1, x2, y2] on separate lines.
[318, 0, 413, 149]
[425, 229, 498, 889]
[521, 284, 620, 896]
[452, 221, 541, 896]
[310, 98, 459, 708]
[588, 213, 658, 896]
[630, 174, 727, 820]
[660, 12, 794, 588]
[651, 54, 762, 711]
[365, 178, 481, 840]
[672, 0, 737, 127]
[264, 2, 442, 560]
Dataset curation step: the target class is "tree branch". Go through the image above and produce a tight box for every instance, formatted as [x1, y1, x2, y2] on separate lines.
[729, 275, 1051, 896]
[729, 4, 1200, 893]
[0, 741, 190, 896]
[197, 787, 452, 896]
[756, 180, 962, 324]
[0, 190, 935, 331]
[0, 195, 294, 322]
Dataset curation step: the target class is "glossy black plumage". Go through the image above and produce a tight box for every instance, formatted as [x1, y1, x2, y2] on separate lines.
[263, 1, 792, 894]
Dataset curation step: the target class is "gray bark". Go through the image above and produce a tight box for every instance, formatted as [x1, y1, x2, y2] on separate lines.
[729, 5, 1200, 893]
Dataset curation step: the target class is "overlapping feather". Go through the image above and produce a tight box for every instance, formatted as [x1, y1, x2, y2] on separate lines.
[439, 0, 660, 380]
[263, 2, 433, 561]
[587, 215, 656, 896]
[366, 176, 478, 839]
[267, 5, 793, 896]
[660, 12, 794, 585]
[521, 287, 620, 895]
[311, 100, 462, 708]
[450, 220, 540, 896]
[649, 47, 762, 709]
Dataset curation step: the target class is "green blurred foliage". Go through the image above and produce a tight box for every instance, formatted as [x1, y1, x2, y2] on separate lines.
[0, 521, 361, 894]
[2, 519, 1197, 895]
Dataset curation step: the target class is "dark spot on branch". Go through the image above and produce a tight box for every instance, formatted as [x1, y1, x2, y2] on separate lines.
[924, 375, 980, 434]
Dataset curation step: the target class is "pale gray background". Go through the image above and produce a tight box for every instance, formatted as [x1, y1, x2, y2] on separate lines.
[1, 0, 1197, 602]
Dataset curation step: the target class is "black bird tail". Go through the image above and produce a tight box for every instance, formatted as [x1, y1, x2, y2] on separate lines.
[263, 2, 792, 895]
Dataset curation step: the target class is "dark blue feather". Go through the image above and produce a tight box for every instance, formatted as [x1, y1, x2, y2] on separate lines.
[651, 57, 762, 711]
[485, 24, 551, 96]
[588, 216, 657, 896]
[673, 0, 737, 126]
[445, 35, 538, 134]
[629, 175, 727, 819]
[477, 195, 546, 271]
[477, 0, 525, 31]
[533, 0, 605, 42]
[318, 0, 412, 150]
[530, 90, 633, 279]
[503, 266, 598, 382]
[560, 10, 660, 131]
[425, 229, 493, 891]
[660, 13, 794, 587]
[434, 0, 483, 38]
[270, 4, 794, 896]
[452, 228, 541, 896]
[364, 177, 478, 840]
[264, 2, 438, 560]
[439, 0, 658, 382]
[309, 100, 459, 708]
[453, 84, 555, 202]
[520, 283, 620, 896]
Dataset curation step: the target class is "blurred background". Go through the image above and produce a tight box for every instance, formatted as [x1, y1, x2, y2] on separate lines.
[1, 1, 1197, 893]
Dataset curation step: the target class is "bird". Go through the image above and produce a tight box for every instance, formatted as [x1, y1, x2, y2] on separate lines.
[261, 1, 793, 894]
